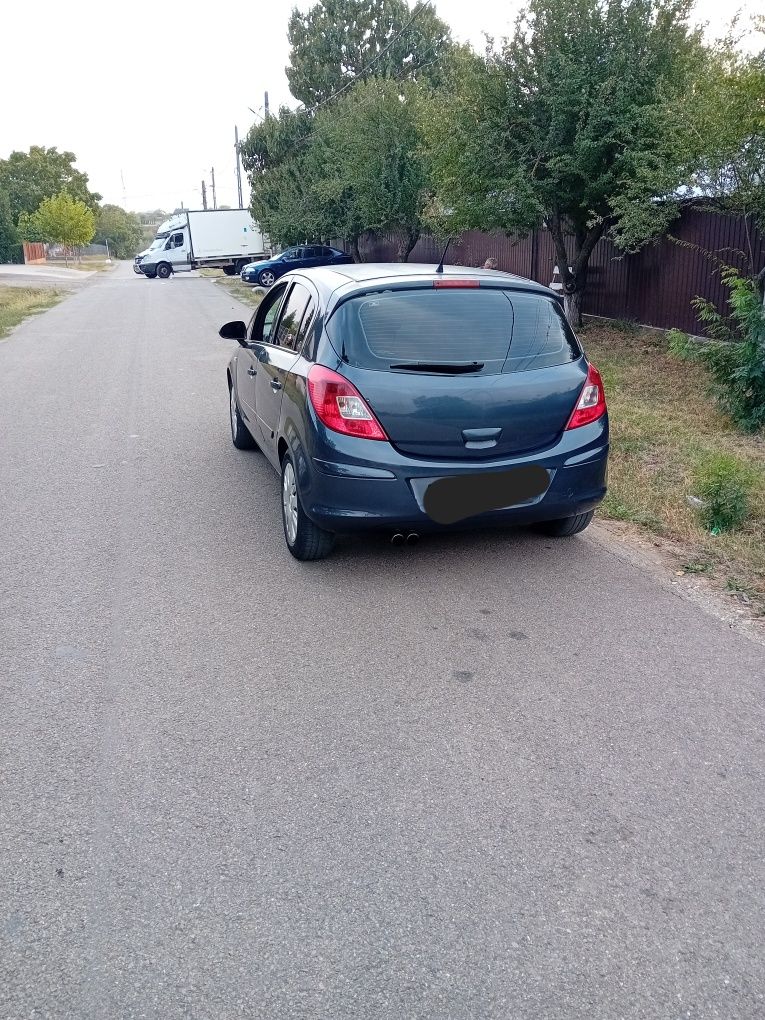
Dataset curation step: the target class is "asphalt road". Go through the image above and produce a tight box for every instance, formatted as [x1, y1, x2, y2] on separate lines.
[2, 262, 763, 1020]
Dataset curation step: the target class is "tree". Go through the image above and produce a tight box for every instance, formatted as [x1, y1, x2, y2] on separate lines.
[24, 193, 96, 266]
[0, 146, 101, 224]
[241, 106, 328, 247]
[426, 0, 706, 325]
[310, 78, 428, 259]
[94, 204, 143, 259]
[0, 190, 21, 263]
[286, 0, 452, 106]
[684, 22, 765, 294]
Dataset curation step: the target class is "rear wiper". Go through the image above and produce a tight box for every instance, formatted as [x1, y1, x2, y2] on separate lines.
[389, 361, 484, 374]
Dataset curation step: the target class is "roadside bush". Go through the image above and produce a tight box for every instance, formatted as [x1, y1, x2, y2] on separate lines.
[667, 267, 765, 432]
[693, 452, 754, 532]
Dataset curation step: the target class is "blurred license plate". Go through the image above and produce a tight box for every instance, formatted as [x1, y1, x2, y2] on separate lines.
[411, 466, 552, 525]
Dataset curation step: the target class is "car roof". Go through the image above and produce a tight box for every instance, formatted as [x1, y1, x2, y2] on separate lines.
[284, 261, 558, 310]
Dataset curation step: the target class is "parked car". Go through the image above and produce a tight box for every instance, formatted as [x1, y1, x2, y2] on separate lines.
[220, 263, 609, 561]
[240, 245, 353, 287]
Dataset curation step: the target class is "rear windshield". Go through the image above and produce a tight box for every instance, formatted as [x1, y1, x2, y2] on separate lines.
[326, 288, 580, 374]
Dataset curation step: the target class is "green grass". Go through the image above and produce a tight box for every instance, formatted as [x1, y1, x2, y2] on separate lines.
[581, 321, 765, 613]
[0, 286, 64, 339]
[213, 275, 265, 309]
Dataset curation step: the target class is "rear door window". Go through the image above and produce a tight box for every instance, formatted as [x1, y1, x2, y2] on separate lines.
[273, 283, 311, 350]
[326, 288, 580, 374]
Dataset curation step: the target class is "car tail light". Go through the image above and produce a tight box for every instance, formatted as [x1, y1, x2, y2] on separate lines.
[432, 279, 480, 288]
[565, 363, 607, 429]
[307, 365, 388, 440]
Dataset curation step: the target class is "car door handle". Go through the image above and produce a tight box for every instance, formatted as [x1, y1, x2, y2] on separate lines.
[247, 366, 257, 376]
[270, 379, 283, 391]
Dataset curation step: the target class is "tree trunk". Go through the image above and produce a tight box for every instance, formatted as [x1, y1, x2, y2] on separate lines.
[350, 236, 362, 263]
[396, 226, 420, 262]
[564, 288, 585, 328]
[546, 213, 607, 328]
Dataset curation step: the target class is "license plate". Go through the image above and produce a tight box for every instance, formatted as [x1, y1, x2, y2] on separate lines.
[411, 466, 551, 525]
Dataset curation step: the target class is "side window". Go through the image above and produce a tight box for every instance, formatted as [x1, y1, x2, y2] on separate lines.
[320, 246, 334, 257]
[273, 284, 311, 350]
[296, 300, 316, 353]
[251, 283, 288, 344]
[172, 232, 183, 247]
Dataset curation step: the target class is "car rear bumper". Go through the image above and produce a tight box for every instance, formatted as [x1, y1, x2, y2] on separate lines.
[298, 419, 609, 534]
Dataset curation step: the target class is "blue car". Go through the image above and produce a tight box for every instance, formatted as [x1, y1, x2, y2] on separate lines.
[220, 263, 609, 560]
[241, 244, 353, 287]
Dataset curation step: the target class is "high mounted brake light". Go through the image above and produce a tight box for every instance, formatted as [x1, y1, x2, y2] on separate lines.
[565, 363, 607, 429]
[432, 279, 480, 288]
[307, 365, 388, 441]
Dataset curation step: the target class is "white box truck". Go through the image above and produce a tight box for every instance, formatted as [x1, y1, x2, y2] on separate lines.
[135, 210, 269, 279]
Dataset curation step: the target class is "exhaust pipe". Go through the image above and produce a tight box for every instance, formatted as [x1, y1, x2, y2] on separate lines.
[405, 532, 420, 546]
[391, 532, 405, 546]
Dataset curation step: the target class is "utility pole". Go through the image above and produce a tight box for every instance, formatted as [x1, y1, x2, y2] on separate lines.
[211, 167, 217, 210]
[264, 91, 270, 119]
[234, 126, 244, 210]
[201, 180, 208, 210]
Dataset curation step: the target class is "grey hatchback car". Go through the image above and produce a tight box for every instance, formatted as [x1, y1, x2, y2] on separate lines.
[220, 263, 608, 560]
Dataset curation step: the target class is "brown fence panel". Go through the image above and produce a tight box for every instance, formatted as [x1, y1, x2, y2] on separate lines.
[336, 206, 763, 334]
[22, 241, 47, 265]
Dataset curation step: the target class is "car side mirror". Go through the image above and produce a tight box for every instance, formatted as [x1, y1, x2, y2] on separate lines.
[219, 320, 248, 346]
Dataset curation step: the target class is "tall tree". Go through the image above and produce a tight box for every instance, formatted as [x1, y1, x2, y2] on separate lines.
[0, 146, 101, 224]
[240, 107, 321, 246]
[685, 22, 765, 294]
[0, 190, 21, 263]
[94, 205, 144, 259]
[309, 79, 428, 260]
[286, 0, 451, 106]
[22, 193, 96, 266]
[426, 0, 706, 324]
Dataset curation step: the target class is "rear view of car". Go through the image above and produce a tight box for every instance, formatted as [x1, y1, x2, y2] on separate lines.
[223, 265, 608, 560]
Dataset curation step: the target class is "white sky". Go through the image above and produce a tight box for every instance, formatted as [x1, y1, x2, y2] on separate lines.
[1, 0, 759, 213]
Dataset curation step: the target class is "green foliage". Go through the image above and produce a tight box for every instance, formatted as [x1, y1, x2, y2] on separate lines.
[286, 0, 452, 106]
[240, 107, 321, 246]
[0, 146, 101, 223]
[668, 268, 765, 431]
[309, 79, 428, 258]
[26, 192, 96, 252]
[242, 81, 429, 257]
[425, 0, 705, 322]
[94, 204, 143, 258]
[685, 21, 765, 233]
[0, 190, 22, 263]
[693, 452, 755, 531]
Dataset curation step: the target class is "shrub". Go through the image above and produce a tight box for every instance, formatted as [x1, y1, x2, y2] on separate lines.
[693, 452, 754, 532]
[667, 267, 765, 432]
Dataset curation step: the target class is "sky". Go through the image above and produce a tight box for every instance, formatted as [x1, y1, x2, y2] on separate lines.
[1, 0, 760, 214]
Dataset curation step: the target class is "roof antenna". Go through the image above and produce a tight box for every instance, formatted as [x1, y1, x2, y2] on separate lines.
[435, 238, 451, 274]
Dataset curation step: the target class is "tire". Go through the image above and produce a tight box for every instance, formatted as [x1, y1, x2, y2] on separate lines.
[258, 269, 276, 287]
[222, 265, 237, 276]
[156, 262, 172, 279]
[235, 260, 248, 274]
[281, 453, 335, 561]
[536, 510, 595, 537]
[229, 383, 256, 450]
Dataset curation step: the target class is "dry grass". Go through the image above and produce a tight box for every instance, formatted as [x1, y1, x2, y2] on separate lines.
[0, 286, 63, 339]
[213, 275, 265, 309]
[580, 321, 765, 613]
[46, 258, 114, 272]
